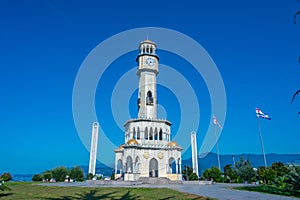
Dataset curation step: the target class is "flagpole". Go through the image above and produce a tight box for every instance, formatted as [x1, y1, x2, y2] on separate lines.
[214, 124, 221, 171]
[257, 117, 267, 168]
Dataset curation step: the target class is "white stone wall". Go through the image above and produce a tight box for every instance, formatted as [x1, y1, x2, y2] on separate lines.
[115, 145, 182, 181]
[138, 71, 157, 119]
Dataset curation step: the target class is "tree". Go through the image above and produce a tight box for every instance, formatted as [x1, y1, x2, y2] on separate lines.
[0, 184, 11, 192]
[294, 10, 300, 24]
[234, 157, 256, 183]
[189, 173, 199, 181]
[0, 173, 12, 182]
[257, 166, 276, 184]
[51, 166, 69, 182]
[270, 162, 289, 177]
[285, 166, 300, 191]
[69, 166, 84, 182]
[237, 164, 256, 183]
[291, 7, 300, 114]
[87, 173, 94, 180]
[210, 166, 222, 182]
[43, 171, 52, 182]
[0, 173, 12, 193]
[223, 164, 237, 183]
[182, 166, 198, 181]
[203, 168, 211, 180]
[291, 90, 300, 115]
[203, 166, 222, 182]
[110, 173, 115, 180]
[32, 174, 43, 182]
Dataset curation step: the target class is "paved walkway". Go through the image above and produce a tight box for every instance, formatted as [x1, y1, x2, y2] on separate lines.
[41, 182, 300, 200]
[163, 183, 300, 200]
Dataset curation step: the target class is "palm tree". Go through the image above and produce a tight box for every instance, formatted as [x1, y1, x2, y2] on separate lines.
[291, 90, 300, 115]
[294, 10, 300, 24]
[291, 9, 300, 114]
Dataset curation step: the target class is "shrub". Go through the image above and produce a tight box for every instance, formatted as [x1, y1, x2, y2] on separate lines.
[32, 174, 43, 182]
[182, 166, 198, 181]
[69, 166, 84, 182]
[257, 166, 276, 184]
[51, 166, 69, 182]
[43, 171, 52, 182]
[203, 166, 222, 182]
[87, 173, 94, 180]
[0, 173, 12, 182]
[0, 184, 11, 192]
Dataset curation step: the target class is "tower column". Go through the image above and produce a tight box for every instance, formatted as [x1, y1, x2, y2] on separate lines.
[88, 122, 99, 175]
[191, 131, 199, 177]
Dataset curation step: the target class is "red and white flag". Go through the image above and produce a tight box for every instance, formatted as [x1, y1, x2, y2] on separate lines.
[213, 115, 223, 129]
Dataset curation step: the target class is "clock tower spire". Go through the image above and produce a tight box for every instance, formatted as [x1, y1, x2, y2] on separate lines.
[136, 39, 159, 119]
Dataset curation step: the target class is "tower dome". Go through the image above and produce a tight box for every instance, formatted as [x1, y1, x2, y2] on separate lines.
[127, 138, 139, 145]
[139, 39, 156, 45]
[167, 141, 179, 147]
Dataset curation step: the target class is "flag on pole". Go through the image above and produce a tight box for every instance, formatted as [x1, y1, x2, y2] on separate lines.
[255, 108, 271, 120]
[213, 115, 223, 129]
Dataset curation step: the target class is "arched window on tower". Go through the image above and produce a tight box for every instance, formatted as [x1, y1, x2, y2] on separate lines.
[133, 128, 136, 139]
[142, 45, 145, 54]
[146, 91, 153, 105]
[154, 128, 158, 140]
[144, 127, 148, 140]
[137, 127, 140, 140]
[159, 128, 163, 140]
[149, 127, 153, 140]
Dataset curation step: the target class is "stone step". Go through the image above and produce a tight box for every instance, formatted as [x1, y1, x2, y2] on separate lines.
[138, 177, 182, 184]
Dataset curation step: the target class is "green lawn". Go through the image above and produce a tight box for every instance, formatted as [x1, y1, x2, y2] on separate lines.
[0, 182, 212, 200]
[235, 185, 300, 198]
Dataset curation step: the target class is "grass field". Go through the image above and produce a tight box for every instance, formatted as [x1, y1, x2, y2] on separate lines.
[235, 185, 300, 198]
[0, 182, 212, 200]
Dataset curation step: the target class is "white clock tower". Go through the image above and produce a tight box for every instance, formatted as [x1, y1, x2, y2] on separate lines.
[136, 39, 159, 119]
[114, 39, 182, 182]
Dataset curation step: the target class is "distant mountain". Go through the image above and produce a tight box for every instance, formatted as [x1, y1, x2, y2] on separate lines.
[182, 152, 300, 175]
[81, 161, 114, 177]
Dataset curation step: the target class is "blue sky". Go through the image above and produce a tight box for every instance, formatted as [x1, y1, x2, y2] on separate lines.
[1, 0, 300, 174]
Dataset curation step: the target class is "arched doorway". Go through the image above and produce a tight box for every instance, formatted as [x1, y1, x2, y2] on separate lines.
[126, 156, 133, 173]
[149, 158, 158, 177]
[169, 157, 176, 174]
[117, 159, 123, 174]
[135, 156, 140, 173]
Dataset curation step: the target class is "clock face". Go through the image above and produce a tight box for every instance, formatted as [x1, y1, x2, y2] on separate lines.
[145, 57, 155, 66]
